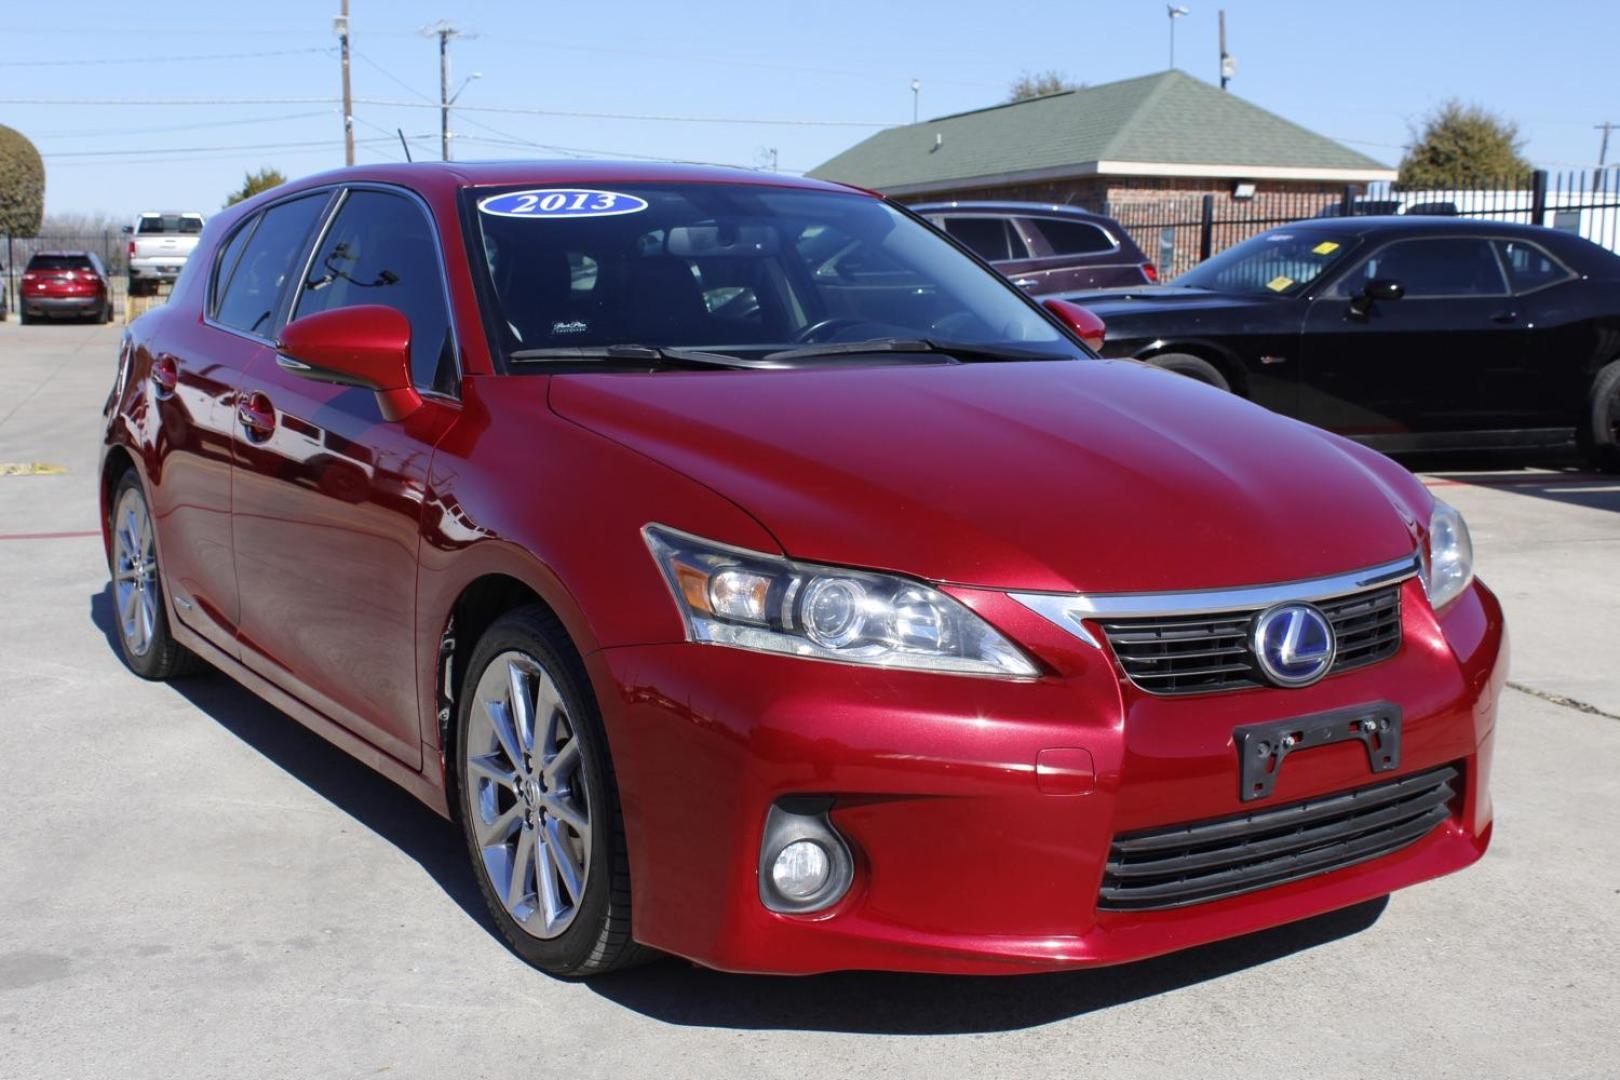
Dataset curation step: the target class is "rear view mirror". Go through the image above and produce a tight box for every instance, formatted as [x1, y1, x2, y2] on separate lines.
[1350, 278, 1404, 315]
[665, 224, 779, 257]
[1042, 298, 1107, 351]
[276, 305, 421, 421]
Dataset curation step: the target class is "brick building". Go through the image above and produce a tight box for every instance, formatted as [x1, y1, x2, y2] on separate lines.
[809, 71, 1396, 274]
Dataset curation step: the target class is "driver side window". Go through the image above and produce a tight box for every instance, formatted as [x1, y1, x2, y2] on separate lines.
[1334, 237, 1508, 298]
[294, 189, 457, 395]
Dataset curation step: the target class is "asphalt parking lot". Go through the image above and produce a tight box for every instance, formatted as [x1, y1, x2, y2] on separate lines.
[1, 318, 1616, 1079]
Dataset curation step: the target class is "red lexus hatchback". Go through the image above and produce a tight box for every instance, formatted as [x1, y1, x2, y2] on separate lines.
[101, 163, 1504, 978]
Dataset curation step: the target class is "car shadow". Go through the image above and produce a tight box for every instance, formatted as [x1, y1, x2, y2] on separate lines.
[585, 896, 1388, 1034]
[90, 584, 1389, 1032]
[88, 585, 501, 943]
[1395, 449, 1620, 515]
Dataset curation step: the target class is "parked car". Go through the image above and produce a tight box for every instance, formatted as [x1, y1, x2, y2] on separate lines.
[19, 251, 114, 324]
[1058, 217, 1620, 468]
[124, 210, 206, 296]
[911, 201, 1157, 294]
[102, 163, 1503, 978]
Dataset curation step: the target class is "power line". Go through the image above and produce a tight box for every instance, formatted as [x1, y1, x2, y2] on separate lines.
[29, 110, 334, 139]
[41, 136, 395, 159]
[0, 96, 893, 127]
[0, 46, 332, 67]
[351, 49, 437, 102]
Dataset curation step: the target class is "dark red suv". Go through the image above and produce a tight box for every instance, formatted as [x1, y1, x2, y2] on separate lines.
[20, 251, 114, 324]
[914, 202, 1157, 294]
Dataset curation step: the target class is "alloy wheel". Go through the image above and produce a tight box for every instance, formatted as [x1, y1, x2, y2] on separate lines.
[464, 650, 592, 939]
[113, 487, 159, 658]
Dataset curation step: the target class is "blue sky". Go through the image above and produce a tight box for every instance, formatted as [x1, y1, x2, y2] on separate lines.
[4, 0, 1617, 218]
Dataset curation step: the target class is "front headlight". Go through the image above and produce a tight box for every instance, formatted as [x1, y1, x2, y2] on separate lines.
[643, 525, 1038, 678]
[1422, 500, 1475, 611]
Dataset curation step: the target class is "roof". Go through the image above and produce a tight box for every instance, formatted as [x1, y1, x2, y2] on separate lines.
[909, 201, 1119, 223]
[809, 71, 1395, 195]
[291, 159, 857, 195]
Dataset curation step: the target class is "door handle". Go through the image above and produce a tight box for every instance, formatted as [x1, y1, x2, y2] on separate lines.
[236, 391, 276, 441]
[1490, 310, 1518, 324]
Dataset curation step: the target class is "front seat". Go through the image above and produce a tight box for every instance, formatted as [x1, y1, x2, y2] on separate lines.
[623, 258, 710, 343]
[498, 244, 574, 345]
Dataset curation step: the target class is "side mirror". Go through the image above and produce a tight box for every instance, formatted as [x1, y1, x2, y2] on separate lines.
[121, 225, 133, 234]
[1042, 298, 1107, 352]
[1350, 278, 1404, 315]
[276, 305, 421, 421]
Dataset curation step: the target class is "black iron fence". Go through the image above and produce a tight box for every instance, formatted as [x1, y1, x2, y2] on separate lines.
[3, 231, 130, 318]
[1104, 169, 1620, 279]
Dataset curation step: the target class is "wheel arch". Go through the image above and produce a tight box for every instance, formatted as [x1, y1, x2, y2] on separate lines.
[1135, 340, 1252, 397]
[99, 444, 141, 564]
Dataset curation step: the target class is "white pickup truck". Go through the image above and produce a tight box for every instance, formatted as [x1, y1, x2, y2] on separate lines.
[123, 211, 206, 296]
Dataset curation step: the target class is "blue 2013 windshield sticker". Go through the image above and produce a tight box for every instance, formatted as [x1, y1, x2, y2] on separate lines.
[477, 189, 648, 219]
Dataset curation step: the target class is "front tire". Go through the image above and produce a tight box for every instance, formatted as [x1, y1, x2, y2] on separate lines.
[1578, 359, 1620, 472]
[454, 606, 648, 977]
[1144, 351, 1231, 391]
[109, 473, 200, 679]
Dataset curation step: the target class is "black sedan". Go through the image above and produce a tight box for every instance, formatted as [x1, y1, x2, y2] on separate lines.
[1060, 218, 1620, 467]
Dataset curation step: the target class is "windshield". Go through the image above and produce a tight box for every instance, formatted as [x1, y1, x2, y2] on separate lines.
[466, 183, 1078, 366]
[1176, 229, 1354, 296]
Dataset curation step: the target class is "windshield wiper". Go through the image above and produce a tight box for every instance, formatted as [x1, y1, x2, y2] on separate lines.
[508, 344, 778, 370]
[762, 338, 1071, 364]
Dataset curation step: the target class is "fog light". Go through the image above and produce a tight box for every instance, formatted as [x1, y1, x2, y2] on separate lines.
[758, 801, 855, 914]
[770, 840, 831, 900]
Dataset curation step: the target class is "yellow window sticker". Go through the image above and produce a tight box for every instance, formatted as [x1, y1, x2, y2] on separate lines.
[1312, 241, 1341, 255]
[1266, 275, 1295, 292]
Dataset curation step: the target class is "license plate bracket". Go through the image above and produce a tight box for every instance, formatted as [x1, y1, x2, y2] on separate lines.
[1235, 702, 1401, 802]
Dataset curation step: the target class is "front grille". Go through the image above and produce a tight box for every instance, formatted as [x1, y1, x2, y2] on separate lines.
[1099, 585, 1402, 695]
[1098, 765, 1459, 911]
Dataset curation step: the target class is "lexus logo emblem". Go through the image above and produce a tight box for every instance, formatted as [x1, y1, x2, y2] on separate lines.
[1252, 603, 1337, 687]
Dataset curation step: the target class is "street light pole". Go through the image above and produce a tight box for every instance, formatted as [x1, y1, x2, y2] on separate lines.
[1167, 5, 1189, 70]
[911, 78, 920, 124]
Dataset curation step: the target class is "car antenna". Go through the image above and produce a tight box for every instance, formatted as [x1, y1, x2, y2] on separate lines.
[397, 128, 413, 162]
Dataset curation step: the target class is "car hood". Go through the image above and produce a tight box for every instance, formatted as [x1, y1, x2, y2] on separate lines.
[1055, 285, 1265, 321]
[548, 360, 1427, 594]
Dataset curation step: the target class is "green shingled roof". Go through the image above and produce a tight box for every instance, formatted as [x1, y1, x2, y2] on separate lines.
[808, 70, 1391, 192]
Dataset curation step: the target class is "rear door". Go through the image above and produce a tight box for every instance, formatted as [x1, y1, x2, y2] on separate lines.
[151, 192, 332, 656]
[1299, 236, 1527, 434]
[231, 186, 460, 768]
[1021, 215, 1145, 292]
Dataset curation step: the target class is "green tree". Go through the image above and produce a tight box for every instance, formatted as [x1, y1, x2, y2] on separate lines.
[224, 167, 288, 208]
[1398, 101, 1532, 189]
[0, 124, 45, 237]
[1006, 70, 1082, 103]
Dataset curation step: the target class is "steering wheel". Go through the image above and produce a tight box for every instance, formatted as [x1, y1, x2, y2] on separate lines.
[792, 317, 868, 344]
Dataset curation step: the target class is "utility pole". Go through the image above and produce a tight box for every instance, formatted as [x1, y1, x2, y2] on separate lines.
[1218, 9, 1234, 90]
[335, 1, 354, 165]
[1596, 121, 1614, 192]
[911, 78, 920, 124]
[425, 20, 462, 161]
[1167, 6, 1189, 70]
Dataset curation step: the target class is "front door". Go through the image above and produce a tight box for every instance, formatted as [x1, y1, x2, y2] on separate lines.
[232, 187, 460, 769]
[1300, 236, 1528, 435]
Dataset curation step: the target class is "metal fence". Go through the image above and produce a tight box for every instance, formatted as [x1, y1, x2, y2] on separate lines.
[1104, 169, 1620, 279]
[3, 231, 131, 319]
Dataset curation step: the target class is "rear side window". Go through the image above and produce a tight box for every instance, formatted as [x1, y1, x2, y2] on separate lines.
[213, 194, 327, 337]
[26, 254, 94, 272]
[1496, 240, 1574, 293]
[293, 190, 456, 394]
[1335, 237, 1508, 298]
[209, 219, 258, 317]
[137, 214, 205, 235]
[1034, 217, 1117, 255]
[942, 217, 1028, 262]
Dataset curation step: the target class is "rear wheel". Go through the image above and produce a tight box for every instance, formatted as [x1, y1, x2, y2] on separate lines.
[454, 606, 650, 977]
[1144, 352, 1231, 392]
[1579, 359, 1620, 472]
[109, 473, 200, 679]
[19, 309, 32, 325]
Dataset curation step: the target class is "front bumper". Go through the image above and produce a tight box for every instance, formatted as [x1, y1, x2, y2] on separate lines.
[589, 576, 1505, 975]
